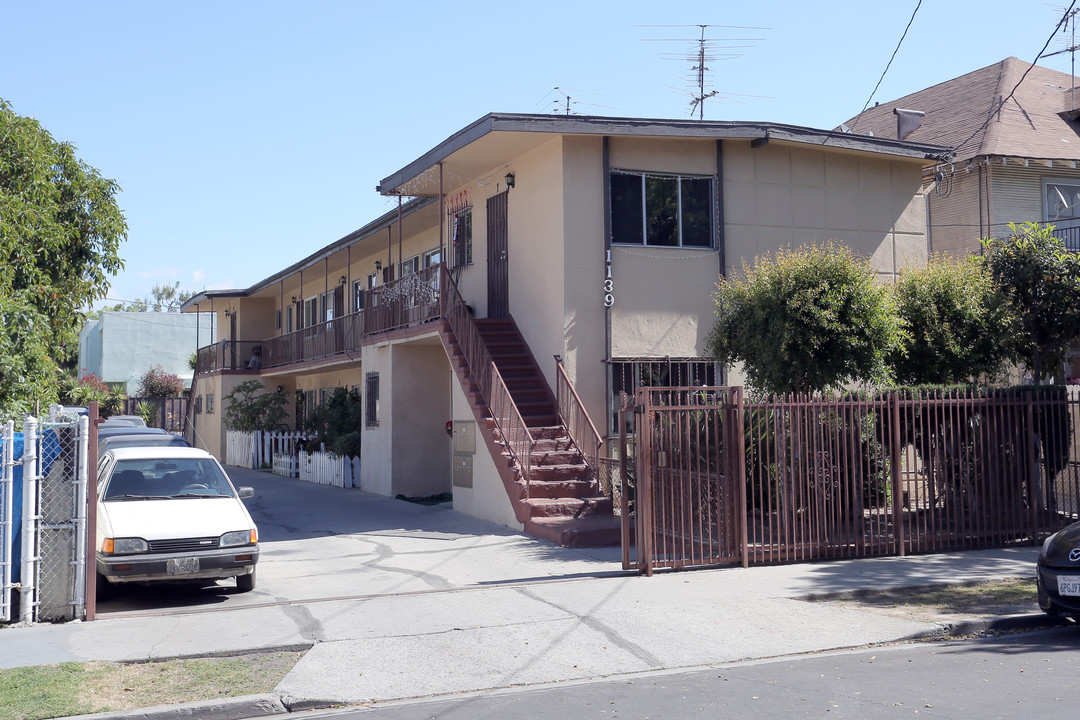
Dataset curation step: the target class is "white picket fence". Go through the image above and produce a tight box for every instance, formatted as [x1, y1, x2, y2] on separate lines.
[225, 430, 358, 488]
[299, 451, 359, 488]
[226, 430, 309, 470]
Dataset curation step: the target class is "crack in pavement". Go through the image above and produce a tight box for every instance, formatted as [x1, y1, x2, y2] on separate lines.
[280, 603, 328, 642]
[355, 538, 453, 590]
[515, 585, 663, 668]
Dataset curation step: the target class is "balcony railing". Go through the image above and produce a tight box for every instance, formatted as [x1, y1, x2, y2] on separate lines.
[197, 266, 443, 372]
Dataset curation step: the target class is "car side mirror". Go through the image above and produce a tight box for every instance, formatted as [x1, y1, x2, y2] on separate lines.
[237, 486, 255, 499]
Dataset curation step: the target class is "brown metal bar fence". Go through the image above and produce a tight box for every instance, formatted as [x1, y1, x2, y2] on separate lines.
[626, 386, 1080, 574]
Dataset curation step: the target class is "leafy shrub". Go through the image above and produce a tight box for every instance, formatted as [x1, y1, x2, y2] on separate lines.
[135, 399, 158, 427]
[707, 241, 898, 395]
[223, 380, 289, 432]
[891, 254, 1014, 385]
[58, 370, 126, 417]
[305, 388, 363, 458]
[137, 365, 184, 398]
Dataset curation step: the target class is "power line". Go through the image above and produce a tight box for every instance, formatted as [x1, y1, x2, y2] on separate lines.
[949, 0, 1078, 155]
[845, 0, 923, 138]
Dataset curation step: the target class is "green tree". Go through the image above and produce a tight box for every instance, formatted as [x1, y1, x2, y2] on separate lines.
[0, 98, 126, 414]
[136, 365, 184, 398]
[103, 281, 195, 313]
[706, 241, 899, 395]
[981, 221, 1080, 384]
[222, 380, 289, 432]
[891, 254, 1014, 385]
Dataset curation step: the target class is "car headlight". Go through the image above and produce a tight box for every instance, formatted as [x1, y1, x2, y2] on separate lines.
[102, 537, 148, 555]
[1041, 532, 1058, 558]
[220, 529, 257, 548]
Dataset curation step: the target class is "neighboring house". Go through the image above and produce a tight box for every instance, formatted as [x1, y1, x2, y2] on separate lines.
[78, 311, 216, 395]
[843, 56, 1080, 376]
[843, 56, 1080, 253]
[182, 112, 945, 545]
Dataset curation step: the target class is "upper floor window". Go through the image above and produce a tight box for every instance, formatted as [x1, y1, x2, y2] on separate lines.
[353, 279, 365, 312]
[451, 208, 473, 267]
[1045, 179, 1080, 224]
[402, 255, 420, 276]
[303, 296, 319, 329]
[611, 171, 714, 248]
[423, 249, 441, 268]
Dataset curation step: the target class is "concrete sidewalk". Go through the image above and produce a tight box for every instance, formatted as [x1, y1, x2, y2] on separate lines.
[0, 466, 1052, 719]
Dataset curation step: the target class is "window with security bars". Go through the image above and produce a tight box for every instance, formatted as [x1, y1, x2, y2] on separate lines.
[450, 207, 473, 267]
[608, 358, 720, 436]
[365, 372, 380, 427]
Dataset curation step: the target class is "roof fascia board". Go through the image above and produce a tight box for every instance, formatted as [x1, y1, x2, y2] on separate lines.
[376, 113, 950, 195]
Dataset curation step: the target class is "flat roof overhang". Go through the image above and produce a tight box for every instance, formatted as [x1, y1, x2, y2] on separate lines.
[180, 196, 438, 311]
[376, 112, 953, 198]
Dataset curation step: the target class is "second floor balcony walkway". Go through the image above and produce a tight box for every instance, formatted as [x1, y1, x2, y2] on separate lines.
[195, 265, 444, 375]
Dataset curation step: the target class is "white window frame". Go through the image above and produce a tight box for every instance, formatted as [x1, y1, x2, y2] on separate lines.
[1043, 178, 1080, 223]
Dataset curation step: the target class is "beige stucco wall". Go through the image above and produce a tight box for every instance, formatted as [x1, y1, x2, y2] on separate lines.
[724, 141, 927, 279]
[360, 342, 392, 496]
[560, 136, 608, 435]
[390, 341, 452, 497]
[449, 371, 523, 529]
[507, 137, 568, 393]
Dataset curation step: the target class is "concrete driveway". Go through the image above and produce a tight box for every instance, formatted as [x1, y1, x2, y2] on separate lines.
[97, 465, 626, 616]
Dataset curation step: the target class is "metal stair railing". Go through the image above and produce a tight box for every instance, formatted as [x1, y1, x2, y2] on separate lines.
[440, 265, 536, 494]
[554, 357, 603, 474]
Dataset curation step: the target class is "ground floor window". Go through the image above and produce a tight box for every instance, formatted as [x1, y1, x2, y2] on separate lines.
[608, 358, 720, 436]
[365, 372, 380, 427]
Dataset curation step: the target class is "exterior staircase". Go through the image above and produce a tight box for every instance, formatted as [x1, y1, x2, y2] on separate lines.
[441, 317, 620, 547]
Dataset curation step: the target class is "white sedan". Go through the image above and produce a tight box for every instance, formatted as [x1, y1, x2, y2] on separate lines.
[95, 446, 260, 596]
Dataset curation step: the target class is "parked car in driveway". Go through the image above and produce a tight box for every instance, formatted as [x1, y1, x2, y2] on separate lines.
[95, 446, 259, 598]
[1037, 519, 1080, 621]
[100, 415, 147, 427]
[99, 433, 190, 454]
[96, 426, 168, 448]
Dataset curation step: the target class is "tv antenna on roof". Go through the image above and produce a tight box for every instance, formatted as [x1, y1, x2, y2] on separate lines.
[534, 86, 620, 116]
[1042, 5, 1080, 111]
[641, 23, 770, 120]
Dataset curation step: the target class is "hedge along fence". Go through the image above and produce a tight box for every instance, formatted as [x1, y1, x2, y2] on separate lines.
[624, 385, 1080, 573]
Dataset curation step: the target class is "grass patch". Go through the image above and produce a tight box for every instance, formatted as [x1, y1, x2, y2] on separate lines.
[808, 577, 1039, 620]
[0, 650, 302, 720]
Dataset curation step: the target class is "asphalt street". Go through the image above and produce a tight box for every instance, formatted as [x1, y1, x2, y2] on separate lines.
[290, 625, 1080, 720]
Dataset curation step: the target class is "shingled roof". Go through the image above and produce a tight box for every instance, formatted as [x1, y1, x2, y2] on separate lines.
[842, 57, 1080, 163]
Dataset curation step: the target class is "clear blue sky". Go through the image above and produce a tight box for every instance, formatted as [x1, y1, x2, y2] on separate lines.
[3, 1, 1075, 308]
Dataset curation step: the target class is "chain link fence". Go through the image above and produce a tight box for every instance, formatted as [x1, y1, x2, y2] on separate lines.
[1, 409, 90, 624]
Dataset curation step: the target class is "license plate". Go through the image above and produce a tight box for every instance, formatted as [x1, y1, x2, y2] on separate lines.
[1058, 576, 1080, 596]
[167, 557, 200, 575]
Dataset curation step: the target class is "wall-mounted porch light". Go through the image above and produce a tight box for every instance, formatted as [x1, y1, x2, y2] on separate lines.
[504, 172, 515, 189]
[375, 260, 382, 272]
[339, 275, 347, 285]
[290, 296, 297, 304]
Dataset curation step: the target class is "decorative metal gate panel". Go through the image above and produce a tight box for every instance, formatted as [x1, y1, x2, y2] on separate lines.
[622, 387, 746, 575]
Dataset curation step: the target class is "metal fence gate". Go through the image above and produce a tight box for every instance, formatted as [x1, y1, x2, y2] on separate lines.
[1, 411, 90, 623]
[620, 386, 1080, 575]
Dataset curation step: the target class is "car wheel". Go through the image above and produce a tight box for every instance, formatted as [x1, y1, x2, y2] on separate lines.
[96, 573, 114, 601]
[236, 568, 256, 592]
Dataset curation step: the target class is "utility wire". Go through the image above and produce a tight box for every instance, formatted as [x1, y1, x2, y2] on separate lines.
[949, 0, 1078, 155]
[846, 0, 923, 137]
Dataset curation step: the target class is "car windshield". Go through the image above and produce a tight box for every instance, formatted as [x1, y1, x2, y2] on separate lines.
[104, 458, 236, 501]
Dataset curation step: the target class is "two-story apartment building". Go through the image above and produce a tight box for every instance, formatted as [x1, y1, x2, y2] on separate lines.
[183, 113, 946, 545]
